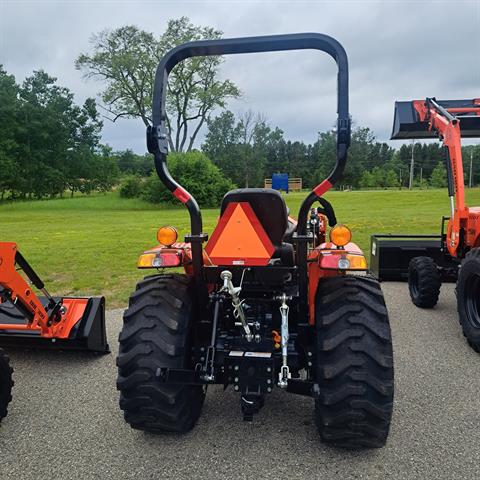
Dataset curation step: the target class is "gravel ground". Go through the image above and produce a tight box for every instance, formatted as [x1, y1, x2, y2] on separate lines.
[0, 282, 479, 480]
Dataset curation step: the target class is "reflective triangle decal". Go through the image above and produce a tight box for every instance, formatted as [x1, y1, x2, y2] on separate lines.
[205, 202, 275, 266]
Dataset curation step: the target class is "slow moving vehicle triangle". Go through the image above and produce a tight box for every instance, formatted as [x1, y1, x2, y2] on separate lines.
[205, 202, 274, 266]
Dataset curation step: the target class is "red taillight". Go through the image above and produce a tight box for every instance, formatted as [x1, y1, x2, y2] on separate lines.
[153, 252, 182, 267]
[137, 251, 182, 269]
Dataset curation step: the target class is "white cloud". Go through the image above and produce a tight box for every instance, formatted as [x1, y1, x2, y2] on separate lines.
[1, 0, 479, 152]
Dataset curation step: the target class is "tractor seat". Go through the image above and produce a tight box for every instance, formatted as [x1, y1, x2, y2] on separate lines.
[220, 188, 294, 265]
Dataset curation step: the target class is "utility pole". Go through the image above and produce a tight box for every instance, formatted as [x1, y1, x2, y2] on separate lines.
[420, 167, 423, 186]
[469, 149, 473, 188]
[399, 168, 402, 189]
[409, 140, 415, 190]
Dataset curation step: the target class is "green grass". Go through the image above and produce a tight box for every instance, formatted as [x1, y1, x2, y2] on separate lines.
[1, 188, 479, 308]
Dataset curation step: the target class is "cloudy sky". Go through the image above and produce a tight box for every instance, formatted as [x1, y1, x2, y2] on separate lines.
[1, 0, 479, 153]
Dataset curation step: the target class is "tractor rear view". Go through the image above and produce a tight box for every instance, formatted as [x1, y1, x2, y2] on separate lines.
[117, 33, 394, 448]
[371, 97, 480, 351]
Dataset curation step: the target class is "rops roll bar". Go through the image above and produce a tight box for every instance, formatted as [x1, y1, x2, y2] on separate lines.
[147, 33, 351, 243]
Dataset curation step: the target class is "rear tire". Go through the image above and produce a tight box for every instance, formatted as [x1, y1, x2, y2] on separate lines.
[408, 256, 441, 308]
[456, 248, 480, 353]
[314, 276, 394, 448]
[0, 347, 13, 421]
[117, 274, 206, 433]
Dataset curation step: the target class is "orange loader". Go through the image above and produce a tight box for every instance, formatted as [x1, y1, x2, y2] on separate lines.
[0, 241, 109, 420]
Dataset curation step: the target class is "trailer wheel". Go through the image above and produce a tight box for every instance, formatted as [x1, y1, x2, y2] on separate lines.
[0, 347, 13, 421]
[117, 274, 206, 433]
[456, 248, 480, 353]
[408, 256, 441, 308]
[314, 276, 394, 448]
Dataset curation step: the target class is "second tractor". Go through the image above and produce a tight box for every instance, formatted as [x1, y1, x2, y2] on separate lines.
[371, 97, 480, 351]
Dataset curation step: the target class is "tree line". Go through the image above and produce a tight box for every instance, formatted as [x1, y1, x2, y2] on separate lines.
[0, 66, 118, 200]
[1, 62, 478, 204]
[1, 17, 478, 203]
[201, 109, 479, 190]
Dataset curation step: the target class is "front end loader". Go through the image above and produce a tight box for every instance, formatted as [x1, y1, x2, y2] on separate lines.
[117, 33, 394, 449]
[0, 242, 109, 419]
[371, 97, 480, 351]
[0, 242, 109, 352]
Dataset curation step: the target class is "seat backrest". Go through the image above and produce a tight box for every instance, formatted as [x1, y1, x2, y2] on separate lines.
[220, 188, 288, 247]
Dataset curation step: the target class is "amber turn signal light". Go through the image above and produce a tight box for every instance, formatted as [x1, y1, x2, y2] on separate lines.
[330, 224, 352, 247]
[157, 226, 178, 246]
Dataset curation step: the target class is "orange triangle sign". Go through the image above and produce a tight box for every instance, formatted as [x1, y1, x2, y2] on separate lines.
[205, 202, 274, 266]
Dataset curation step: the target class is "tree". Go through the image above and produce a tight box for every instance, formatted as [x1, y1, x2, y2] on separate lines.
[90, 146, 120, 193]
[430, 162, 447, 188]
[463, 145, 480, 187]
[384, 169, 399, 188]
[203, 110, 273, 187]
[359, 170, 375, 189]
[202, 110, 241, 179]
[142, 151, 235, 207]
[76, 17, 240, 152]
[115, 149, 153, 176]
[312, 131, 337, 187]
[0, 66, 20, 199]
[0, 66, 107, 200]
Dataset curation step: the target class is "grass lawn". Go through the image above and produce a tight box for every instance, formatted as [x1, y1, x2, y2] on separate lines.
[1, 188, 479, 308]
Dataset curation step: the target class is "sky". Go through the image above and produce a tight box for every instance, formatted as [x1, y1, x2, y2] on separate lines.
[1, 0, 479, 153]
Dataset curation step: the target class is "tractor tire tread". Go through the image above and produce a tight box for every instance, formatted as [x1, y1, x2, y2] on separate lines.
[117, 274, 205, 433]
[456, 248, 480, 352]
[315, 276, 394, 449]
[408, 256, 441, 308]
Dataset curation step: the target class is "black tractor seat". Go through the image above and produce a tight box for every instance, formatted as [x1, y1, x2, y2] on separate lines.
[220, 188, 295, 266]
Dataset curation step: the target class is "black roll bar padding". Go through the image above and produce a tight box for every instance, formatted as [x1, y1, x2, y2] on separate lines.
[149, 33, 351, 238]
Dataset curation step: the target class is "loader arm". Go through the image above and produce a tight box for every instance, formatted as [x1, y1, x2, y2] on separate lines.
[413, 99, 470, 211]
[394, 98, 480, 257]
[0, 242, 109, 351]
[414, 99, 480, 256]
[0, 242, 54, 336]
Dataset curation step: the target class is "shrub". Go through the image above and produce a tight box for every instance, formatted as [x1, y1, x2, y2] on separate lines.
[119, 175, 143, 198]
[430, 162, 447, 188]
[142, 151, 236, 207]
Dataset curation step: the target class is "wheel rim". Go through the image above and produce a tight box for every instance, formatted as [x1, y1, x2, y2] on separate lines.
[464, 273, 480, 328]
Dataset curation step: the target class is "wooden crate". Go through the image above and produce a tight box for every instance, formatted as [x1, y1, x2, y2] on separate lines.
[264, 177, 302, 191]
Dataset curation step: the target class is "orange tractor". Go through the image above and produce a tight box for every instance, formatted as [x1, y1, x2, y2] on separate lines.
[371, 97, 480, 351]
[0, 241, 109, 419]
[116, 33, 395, 448]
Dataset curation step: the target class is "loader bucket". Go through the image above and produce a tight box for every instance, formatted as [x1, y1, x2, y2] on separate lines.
[391, 99, 480, 139]
[0, 296, 109, 353]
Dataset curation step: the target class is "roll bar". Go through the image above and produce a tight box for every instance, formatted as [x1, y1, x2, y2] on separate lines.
[147, 33, 351, 240]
